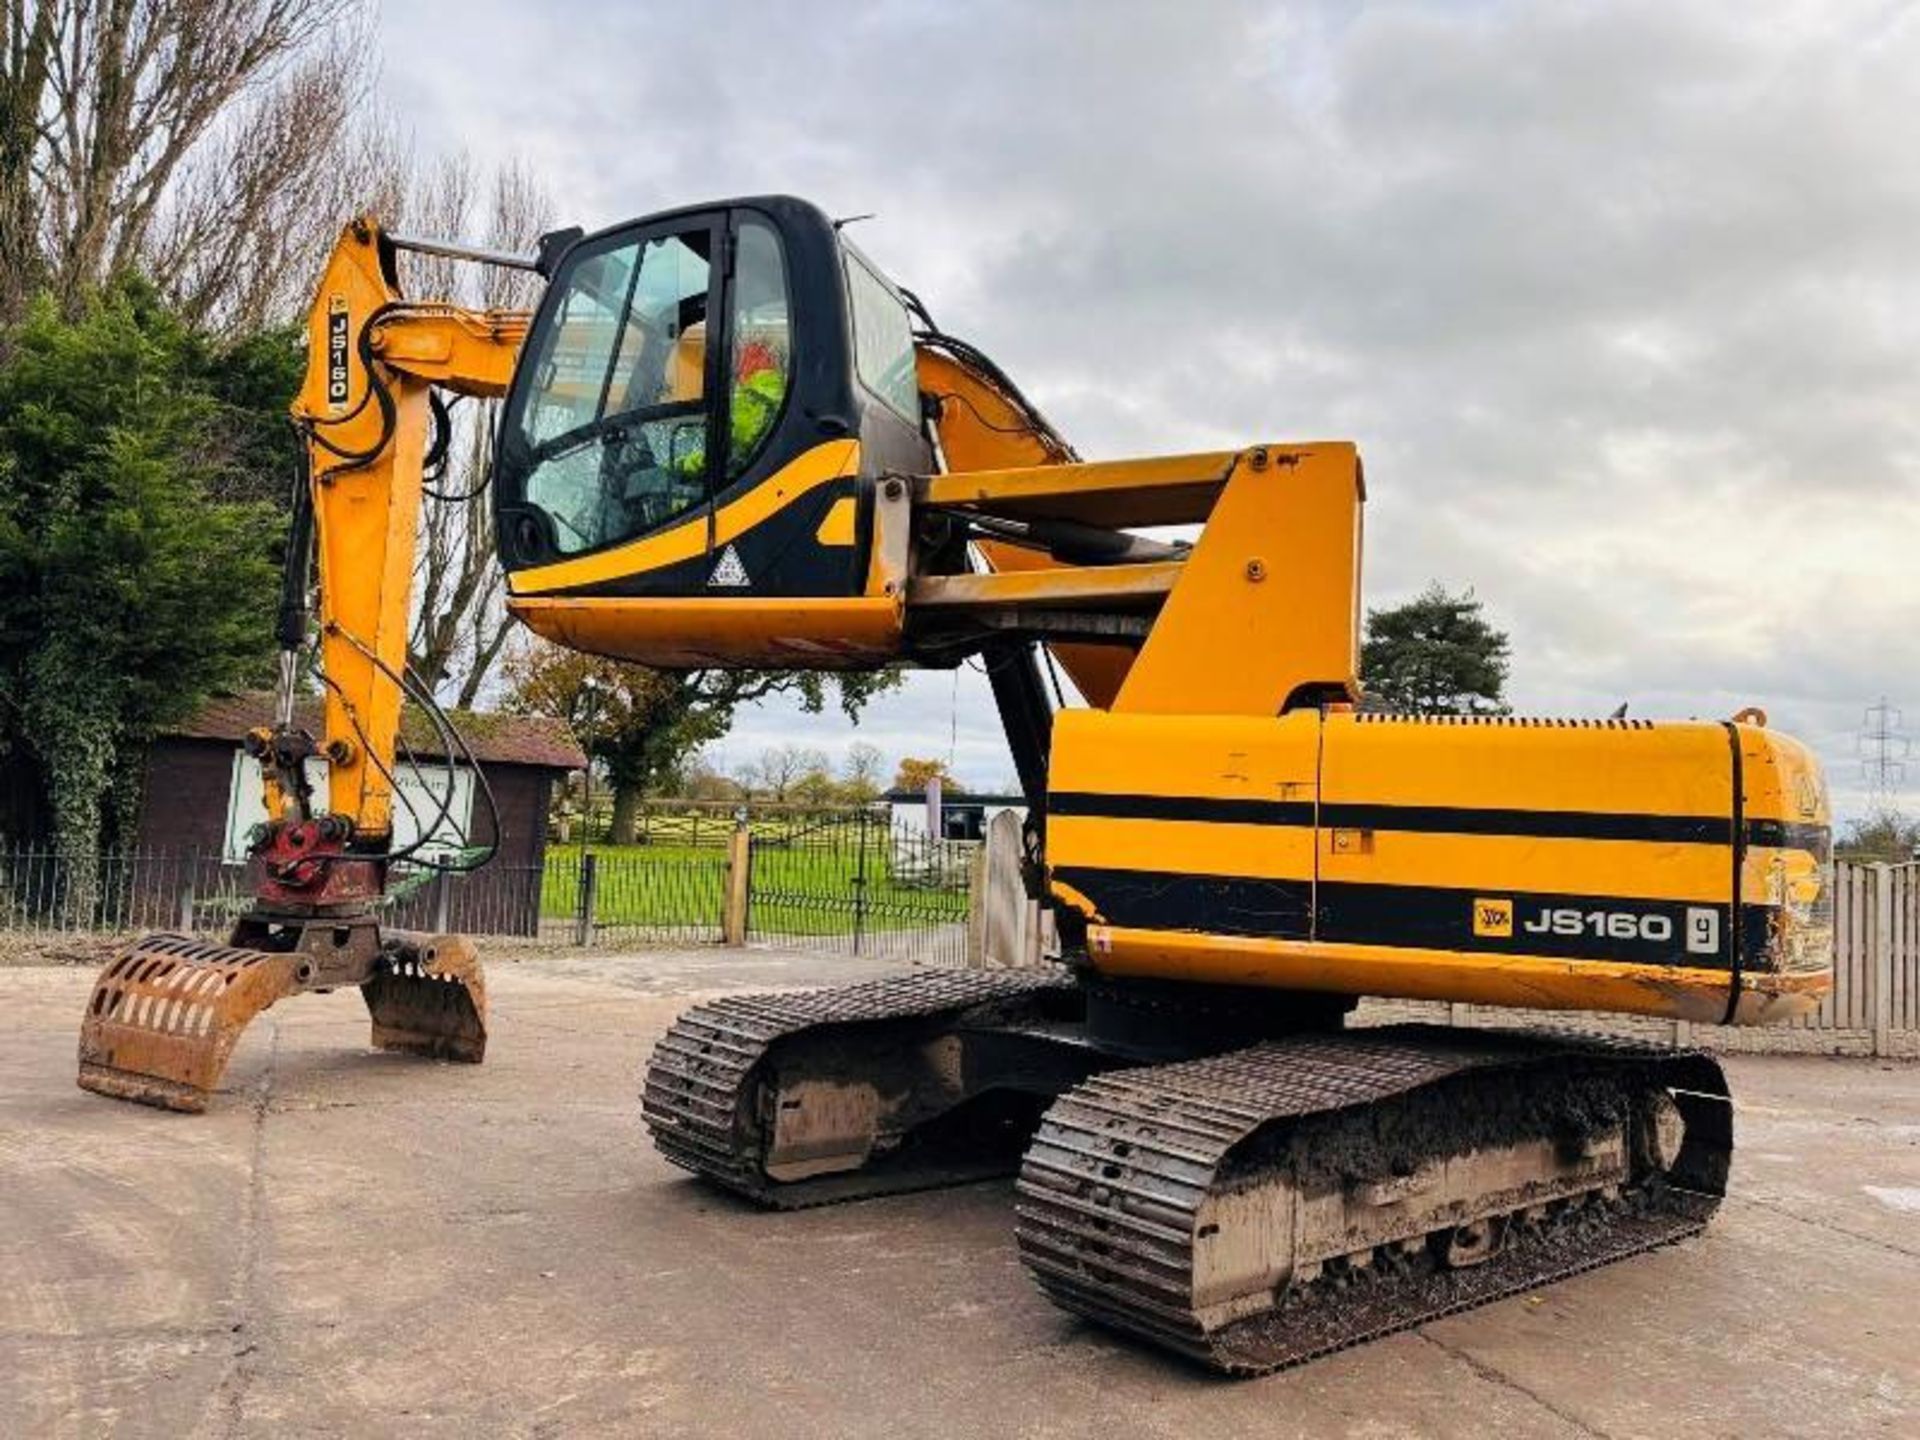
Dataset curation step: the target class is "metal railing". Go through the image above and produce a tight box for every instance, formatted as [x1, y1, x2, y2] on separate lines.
[0, 801, 977, 966]
[743, 807, 971, 964]
[30, 817, 1901, 1050]
[543, 847, 730, 947]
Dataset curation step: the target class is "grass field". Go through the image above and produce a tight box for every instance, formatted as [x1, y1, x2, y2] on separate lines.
[539, 829, 970, 937]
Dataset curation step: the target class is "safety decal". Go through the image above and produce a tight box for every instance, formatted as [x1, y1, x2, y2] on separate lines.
[708, 544, 751, 588]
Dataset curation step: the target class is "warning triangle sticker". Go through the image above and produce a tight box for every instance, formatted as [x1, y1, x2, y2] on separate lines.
[708, 544, 750, 588]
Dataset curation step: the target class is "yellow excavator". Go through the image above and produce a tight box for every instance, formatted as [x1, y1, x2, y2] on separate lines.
[76, 196, 1833, 1372]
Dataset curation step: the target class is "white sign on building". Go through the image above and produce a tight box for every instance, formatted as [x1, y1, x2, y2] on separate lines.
[221, 751, 476, 862]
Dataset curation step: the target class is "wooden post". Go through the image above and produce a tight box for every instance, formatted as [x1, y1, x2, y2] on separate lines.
[966, 843, 989, 968]
[434, 871, 452, 934]
[723, 822, 752, 946]
[177, 877, 196, 934]
[1673, 1018, 1693, 1050]
[1872, 862, 1893, 1058]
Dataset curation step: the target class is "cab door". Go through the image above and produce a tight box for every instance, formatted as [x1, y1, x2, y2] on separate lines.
[493, 212, 724, 584]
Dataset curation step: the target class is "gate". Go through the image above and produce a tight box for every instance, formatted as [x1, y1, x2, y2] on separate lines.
[745, 807, 971, 963]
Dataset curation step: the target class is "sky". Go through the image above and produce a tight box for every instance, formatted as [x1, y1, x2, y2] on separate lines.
[380, 0, 1920, 817]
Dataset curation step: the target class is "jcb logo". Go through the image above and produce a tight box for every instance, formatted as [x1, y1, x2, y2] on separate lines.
[1473, 898, 1513, 938]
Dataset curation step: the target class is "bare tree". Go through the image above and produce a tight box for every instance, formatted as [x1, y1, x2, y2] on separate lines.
[2, 0, 376, 328]
[2, 4, 548, 711]
[840, 740, 887, 801]
[677, 751, 743, 803]
[394, 152, 553, 707]
[742, 744, 832, 804]
[0, 4, 57, 305]
[148, 35, 389, 331]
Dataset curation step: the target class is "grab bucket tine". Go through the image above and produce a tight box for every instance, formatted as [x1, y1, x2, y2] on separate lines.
[76, 935, 303, 1113]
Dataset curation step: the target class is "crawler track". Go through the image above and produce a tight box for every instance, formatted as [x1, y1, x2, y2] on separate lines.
[641, 968, 1080, 1208]
[1014, 1025, 1731, 1374]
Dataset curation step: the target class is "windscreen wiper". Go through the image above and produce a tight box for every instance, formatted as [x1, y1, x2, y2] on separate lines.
[530, 398, 703, 466]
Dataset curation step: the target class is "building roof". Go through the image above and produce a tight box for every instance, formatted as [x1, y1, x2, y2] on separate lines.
[169, 691, 587, 771]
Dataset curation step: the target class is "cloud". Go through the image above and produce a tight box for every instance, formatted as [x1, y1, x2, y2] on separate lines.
[384, 0, 1920, 819]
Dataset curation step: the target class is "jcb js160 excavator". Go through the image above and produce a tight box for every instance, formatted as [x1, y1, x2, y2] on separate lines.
[76, 196, 1833, 1373]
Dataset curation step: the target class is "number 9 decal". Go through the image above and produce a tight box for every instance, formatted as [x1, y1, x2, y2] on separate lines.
[1686, 906, 1720, 955]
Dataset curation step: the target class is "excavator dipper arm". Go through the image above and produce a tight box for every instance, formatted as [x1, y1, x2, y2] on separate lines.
[77, 219, 532, 1111]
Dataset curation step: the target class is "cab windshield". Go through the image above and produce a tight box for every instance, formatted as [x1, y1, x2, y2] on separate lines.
[501, 227, 713, 556]
[499, 216, 794, 561]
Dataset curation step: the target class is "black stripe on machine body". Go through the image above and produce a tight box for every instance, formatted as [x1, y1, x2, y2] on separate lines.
[1049, 793, 1316, 827]
[1723, 724, 1747, 1024]
[1315, 881, 1737, 970]
[1049, 791, 1829, 855]
[1321, 803, 1729, 845]
[1053, 866, 1314, 940]
[1744, 818, 1832, 860]
[1055, 864, 1765, 972]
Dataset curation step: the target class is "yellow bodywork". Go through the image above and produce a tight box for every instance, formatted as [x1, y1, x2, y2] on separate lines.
[1048, 708, 1831, 1024]
[908, 360, 1833, 1025]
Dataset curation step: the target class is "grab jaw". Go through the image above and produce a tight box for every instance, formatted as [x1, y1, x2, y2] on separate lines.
[76, 926, 487, 1113]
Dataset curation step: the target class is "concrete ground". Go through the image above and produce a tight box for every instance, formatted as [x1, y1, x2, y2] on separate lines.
[3, 950, 1918, 1440]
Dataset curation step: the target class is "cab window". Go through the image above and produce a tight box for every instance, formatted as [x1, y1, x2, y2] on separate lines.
[845, 249, 919, 424]
[727, 218, 791, 478]
[505, 227, 713, 556]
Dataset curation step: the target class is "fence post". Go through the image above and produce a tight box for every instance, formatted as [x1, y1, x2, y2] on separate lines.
[1872, 862, 1893, 1058]
[574, 852, 598, 947]
[851, 811, 870, 956]
[966, 843, 989, 968]
[434, 872, 452, 934]
[177, 874, 196, 935]
[723, 821, 752, 946]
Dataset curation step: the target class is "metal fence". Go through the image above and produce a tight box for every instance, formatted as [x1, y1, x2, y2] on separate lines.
[542, 846, 731, 947]
[0, 800, 976, 964]
[743, 807, 971, 965]
[0, 847, 244, 935]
